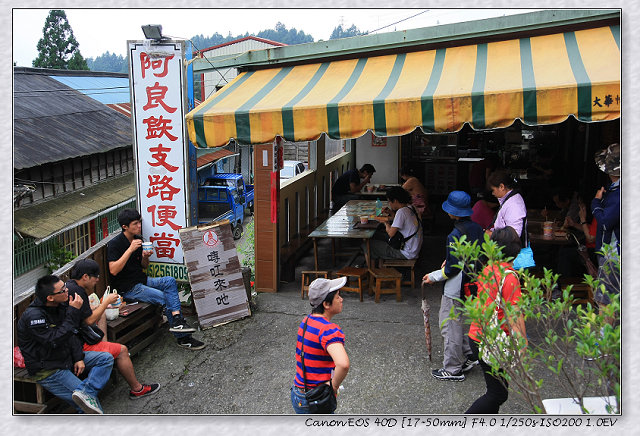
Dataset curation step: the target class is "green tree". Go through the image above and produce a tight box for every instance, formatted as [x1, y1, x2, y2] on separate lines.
[33, 10, 89, 70]
[86, 51, 128, 73]
[330, 24, 365, 40]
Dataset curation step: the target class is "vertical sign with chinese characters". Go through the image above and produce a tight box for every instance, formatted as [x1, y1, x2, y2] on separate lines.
[129, 40, 188, 264]
[179, 221, 251, 328]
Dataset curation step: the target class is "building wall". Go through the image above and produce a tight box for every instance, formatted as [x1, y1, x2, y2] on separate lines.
[355, 132, 399, 185]
[14, 147, 134, 207]
[201, 39, 283, 100]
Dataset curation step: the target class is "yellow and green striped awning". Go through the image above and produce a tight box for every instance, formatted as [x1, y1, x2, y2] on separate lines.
[186, 25, 620, 148]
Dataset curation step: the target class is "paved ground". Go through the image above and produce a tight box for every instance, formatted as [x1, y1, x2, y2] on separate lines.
[99, 215, 570, 415]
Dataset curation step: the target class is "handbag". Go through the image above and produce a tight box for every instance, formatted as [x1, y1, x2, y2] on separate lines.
[479, 271, 517, 367]
[387, 206, 421, 250]
[78, 324, 104, 345]
[513, 244, 535, 270]
[493, 190, 535, 270]
[300, 316, 337, 414]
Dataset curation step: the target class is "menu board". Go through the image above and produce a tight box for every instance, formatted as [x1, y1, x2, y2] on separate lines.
[179, 221, 250, 328]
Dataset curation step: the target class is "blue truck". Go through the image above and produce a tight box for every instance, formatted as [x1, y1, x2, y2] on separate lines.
[197, 173, 254, 239]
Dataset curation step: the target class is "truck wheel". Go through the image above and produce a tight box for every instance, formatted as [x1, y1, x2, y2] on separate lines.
[233, 224, 243, 240]
[249, 202, 254, 214]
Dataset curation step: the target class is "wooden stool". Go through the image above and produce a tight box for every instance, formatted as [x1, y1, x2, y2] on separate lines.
[380, 258, 417, 288]
[336, 267, 368, 302]
[369, 267, 402, 303]
[301, 270, 329, 299]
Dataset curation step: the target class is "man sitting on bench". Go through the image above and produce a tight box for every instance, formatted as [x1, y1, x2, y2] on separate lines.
[66, 259, 160, 399]
[17, 275, 114, 414]
[107, 209, 205, 350]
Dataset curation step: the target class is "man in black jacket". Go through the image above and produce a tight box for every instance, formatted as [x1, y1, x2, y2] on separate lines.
[17, 275, 114, 414]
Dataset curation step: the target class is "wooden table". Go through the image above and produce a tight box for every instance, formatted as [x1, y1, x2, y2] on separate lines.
[309, 200, 379, 270]
[357, 184, 400, 200]
[528, 221, 573, 247]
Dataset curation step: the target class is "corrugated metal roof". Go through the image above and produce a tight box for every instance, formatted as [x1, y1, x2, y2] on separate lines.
[14, 68, 132, 170]
[13, 173, 136, 241]
[50, 75, 130, 105]
[196, 148, 237, 168]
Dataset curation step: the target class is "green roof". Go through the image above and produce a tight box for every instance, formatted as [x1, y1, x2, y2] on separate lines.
[14, 173, 136, 241]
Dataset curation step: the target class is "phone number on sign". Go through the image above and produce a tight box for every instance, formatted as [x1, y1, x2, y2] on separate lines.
[146, 262, 189, 282]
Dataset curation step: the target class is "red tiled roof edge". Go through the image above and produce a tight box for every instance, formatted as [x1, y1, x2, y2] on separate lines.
[196, 36, 286, 54]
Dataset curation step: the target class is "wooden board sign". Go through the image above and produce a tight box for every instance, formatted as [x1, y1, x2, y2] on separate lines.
[179, 220, 250, 328]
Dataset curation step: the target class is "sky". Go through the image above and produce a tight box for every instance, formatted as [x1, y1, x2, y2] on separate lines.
[12, 8, 539, 67]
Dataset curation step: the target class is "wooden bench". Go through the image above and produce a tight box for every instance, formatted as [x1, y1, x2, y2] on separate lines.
[380, 258, 417, 288]
[369, 267, 403, 303]
[13, 367, 75, 414]
[106, 302, 163, 357]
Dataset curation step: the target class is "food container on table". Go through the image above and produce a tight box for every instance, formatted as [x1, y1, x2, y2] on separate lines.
[543, 221, 554, 239]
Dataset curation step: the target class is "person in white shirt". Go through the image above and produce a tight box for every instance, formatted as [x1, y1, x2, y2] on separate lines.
[368, 186, 423, 261]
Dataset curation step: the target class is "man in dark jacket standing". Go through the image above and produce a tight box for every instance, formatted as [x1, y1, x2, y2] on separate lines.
[423, 191, 484, 382]
[591, 143, 621, 315]
[17, 275, 114, 414]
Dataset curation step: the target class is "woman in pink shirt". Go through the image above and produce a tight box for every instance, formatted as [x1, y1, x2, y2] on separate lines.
[486, 170, 527, 237]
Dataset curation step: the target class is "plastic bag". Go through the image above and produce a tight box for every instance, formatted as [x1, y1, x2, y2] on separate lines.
[14, 346, 25, 368]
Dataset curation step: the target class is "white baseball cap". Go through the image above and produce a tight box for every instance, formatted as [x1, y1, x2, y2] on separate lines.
[308, 277, 347, 307]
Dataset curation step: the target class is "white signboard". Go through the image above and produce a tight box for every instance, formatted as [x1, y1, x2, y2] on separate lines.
[129, 40, 188, 264]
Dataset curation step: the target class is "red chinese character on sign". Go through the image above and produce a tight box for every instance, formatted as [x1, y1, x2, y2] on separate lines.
[147, 175, 181, 200]
[139, 52, 174, 79]
[147, 144, 179, 172]
[147, 204, 182, 230]
[143, 115, 178, 141]
[149, 232, 181, 259]
[142, 82, 177, 113]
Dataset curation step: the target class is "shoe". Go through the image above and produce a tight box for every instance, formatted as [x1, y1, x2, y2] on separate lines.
[583, 342, 610, 361]
[462, 358, 479, 372]
[169, 315, 196, 333]
[129, 383, 161, 400]
[72, 390, 103, 414]
[431, 368, 465, 382]
[177, 336, 206, 350]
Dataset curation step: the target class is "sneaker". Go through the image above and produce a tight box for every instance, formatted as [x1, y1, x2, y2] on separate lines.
[462, 358, 479, 372]
[177, 336, 206, 350]
[129, 383, 161, 400]
[169, 315, 196, 333]
[431, 368, 465, 382]
[72, 390, 103, 414]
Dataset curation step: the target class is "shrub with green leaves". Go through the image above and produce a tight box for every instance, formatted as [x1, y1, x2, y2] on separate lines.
[448, 235, 620, 414]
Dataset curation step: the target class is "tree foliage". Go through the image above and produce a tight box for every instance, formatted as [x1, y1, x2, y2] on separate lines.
[257, 22, 313, 45]
[329, 24, 365, 40]
[33, 10, 89, 70]
[86, 51, 128, 73]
